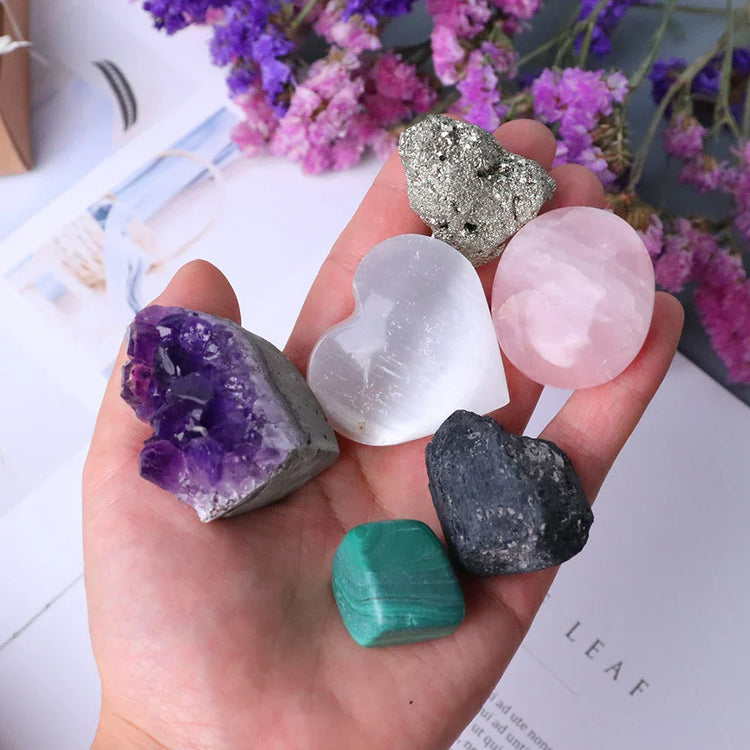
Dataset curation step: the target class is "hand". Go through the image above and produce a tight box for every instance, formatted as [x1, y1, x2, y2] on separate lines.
[83, 120, 684, 749]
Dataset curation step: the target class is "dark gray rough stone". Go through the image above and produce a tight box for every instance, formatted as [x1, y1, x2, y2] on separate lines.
[425, 410, 593, 576]
[398, 115, 556, 266]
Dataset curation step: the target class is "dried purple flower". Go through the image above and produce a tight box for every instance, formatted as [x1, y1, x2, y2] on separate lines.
[648, 57, 686, 106]
[452, 50, 506, 131]
[638, 212, 664, 261]
[722, 142, 750, 243]
[650, 49, 750, 114]
[253, 33, 295, 108]
[269, 52, 371, 174]
[427, 0, 492, 38]
[694, 251, 750, 383]
[576, 0, 645, 59]
[314, 1, 382, 52]
[143, 0, 230, 34]
[232, 85, 280, 155]
[692, 61, 721, 98]
[532, 67, 628, 185]
[664, 114, 705, 161]
[679, 156, 724, 194]
[343, 0, 417, 25]
[496, 0, 542, 20]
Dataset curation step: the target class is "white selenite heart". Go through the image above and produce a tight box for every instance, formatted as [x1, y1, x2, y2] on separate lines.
[307, 234, 509, 446]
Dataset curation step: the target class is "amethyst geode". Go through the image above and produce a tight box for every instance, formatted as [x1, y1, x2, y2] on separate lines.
[121, 305, 339, 522]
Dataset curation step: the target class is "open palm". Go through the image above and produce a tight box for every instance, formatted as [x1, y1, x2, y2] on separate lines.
[83, 121, 683, 749]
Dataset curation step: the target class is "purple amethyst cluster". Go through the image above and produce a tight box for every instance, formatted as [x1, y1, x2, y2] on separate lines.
[122, 305, 339, 522]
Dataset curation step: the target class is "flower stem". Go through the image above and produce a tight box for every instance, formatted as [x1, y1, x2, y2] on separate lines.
[741, 75, 750, 136]
[577, 0, 610, 67]
[395, 41, 432, 67]
[715, 0, 743, 139]
[517, 31, 566, 67]
[434, 90, 460, 114]
[553, 6, 590, 67]
[628, 0, 678, 93]
[289, 0, 320, 33]
[519, 6, 583, 68]
[627, 38, 724, 191]
[639, 2, 727, 14]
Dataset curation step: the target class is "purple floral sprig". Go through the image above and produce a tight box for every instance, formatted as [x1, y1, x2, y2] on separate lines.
[138, 0, 750, 385]
[649, 49, 750, 124]
[646, 214, 750, 384]
[140, 0, 543, 172]
[627, 20, 750, 383]
[575, 0, 652, 60]
[532, 67, 628, 185]
[142, 0, 229, 34]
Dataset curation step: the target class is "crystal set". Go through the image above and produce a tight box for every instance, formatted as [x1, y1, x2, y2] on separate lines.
[121, 115, 655, 647]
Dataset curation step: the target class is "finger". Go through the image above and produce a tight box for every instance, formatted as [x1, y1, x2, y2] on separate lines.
[83, 260, 240, 510]
[490, 118, 558, 167]
[284, 119, 559, 373]
[538, 291, 684, 501]
[470, 292, 684, 638]
[547, 162, 607, 209]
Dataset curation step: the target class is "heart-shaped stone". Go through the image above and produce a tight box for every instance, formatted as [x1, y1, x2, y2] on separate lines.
[307, 234, 509, 446]
[399, 115, 556, 267]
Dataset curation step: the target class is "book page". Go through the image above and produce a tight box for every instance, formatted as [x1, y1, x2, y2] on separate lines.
[454, 359, 750, 749]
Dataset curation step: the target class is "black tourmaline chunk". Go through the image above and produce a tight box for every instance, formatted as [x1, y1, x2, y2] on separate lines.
[425, 410, 593, 576]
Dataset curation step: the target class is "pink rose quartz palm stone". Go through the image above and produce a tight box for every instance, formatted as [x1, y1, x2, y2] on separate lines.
[491, 206, 655, 389]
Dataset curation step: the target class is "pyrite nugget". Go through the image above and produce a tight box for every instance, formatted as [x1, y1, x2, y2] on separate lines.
[399, 115, 556, 266]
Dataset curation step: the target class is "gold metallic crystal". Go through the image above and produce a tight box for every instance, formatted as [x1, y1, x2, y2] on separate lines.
[399, 115, 556, 266]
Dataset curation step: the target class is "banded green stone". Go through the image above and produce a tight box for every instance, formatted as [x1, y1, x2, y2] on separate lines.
[332, 519, 465, 647]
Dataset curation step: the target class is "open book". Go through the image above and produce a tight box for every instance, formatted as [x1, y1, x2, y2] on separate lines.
[451, 358, 750, 749]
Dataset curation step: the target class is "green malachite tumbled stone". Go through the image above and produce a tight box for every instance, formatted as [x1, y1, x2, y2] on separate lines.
[332, 520, 465, 647]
